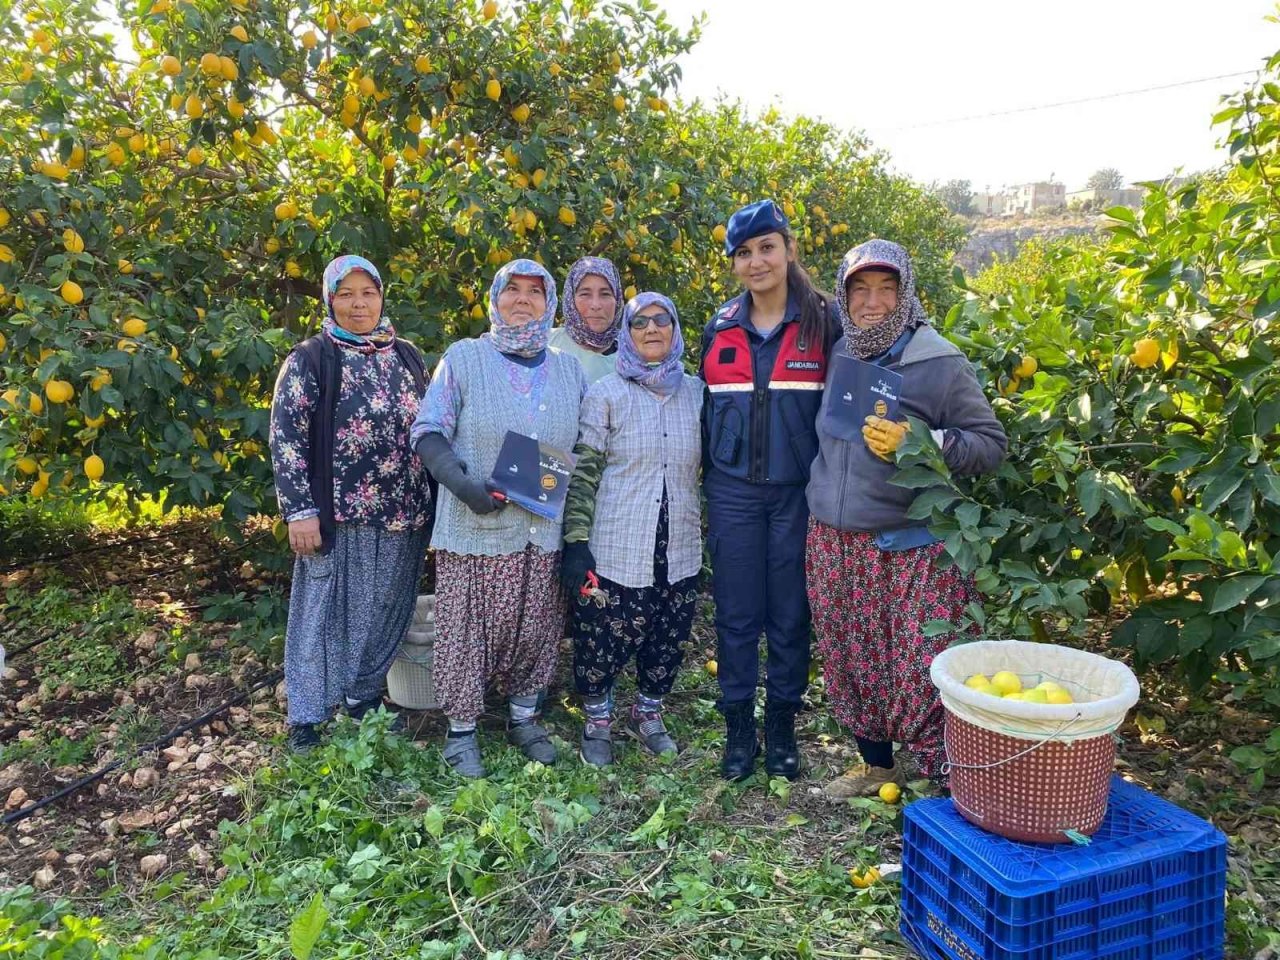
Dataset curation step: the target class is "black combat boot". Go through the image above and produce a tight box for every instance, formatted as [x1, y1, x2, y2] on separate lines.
[764, 700, 801, 780]
[720, 699, 760, 781]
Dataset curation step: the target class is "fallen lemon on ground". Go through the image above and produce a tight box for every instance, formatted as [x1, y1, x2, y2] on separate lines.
[878, 782, 900, 804]
[849, 866, 881, 889]
[705, 659, 718, 676]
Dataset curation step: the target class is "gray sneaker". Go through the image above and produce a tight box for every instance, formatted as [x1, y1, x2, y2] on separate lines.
[625, 707, 678, 756]
[579, 720, 613, 767]
[442, 733, 486, 778]
[507, 720, 557, 764]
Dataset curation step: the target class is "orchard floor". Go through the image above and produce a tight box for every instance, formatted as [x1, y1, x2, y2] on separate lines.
[1, 516, 1277, 959]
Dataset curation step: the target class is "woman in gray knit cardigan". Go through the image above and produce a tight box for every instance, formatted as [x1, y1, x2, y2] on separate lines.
[411, 258, 586, 778]
[805, 239, 1007, 799]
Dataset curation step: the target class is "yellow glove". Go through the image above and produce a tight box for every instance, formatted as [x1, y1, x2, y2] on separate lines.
[862, 416, 908, 461]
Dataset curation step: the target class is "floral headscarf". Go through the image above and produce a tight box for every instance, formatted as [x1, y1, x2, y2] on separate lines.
[321, 255, 395, 353]
[615, 292, 685, 396]
[835, 239, 929, 359]
[487, 258, 558, 358]
[560, 256, 623, 350]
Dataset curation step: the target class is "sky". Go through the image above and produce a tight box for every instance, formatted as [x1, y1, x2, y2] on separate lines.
[653, 0, 1277, 191]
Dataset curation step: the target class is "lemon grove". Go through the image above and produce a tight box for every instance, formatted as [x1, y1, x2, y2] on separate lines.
[0, 0, 959, 516]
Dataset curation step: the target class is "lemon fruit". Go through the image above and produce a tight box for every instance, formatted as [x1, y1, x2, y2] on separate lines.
[964, 673, 991, 689]
[1023, 688, 1049, 704]
[1046, 689, 1075, 705]
[160, 54, 181, 75]
[1002, 692, 1026, 701]
[1131, 338, 1160, 369]
[60, 280, 84, 305]
[991, 671, 1022, 695]
[1013, 355, 1038, 379]
[84, 454, 104, 481]
[485, 78, 501, 101]
[878, 782, 901, 804]
[17, 457, 39, 475]
[44, 380, 74, 404]
[121, 317, 147, 337]
[705, 659, 718, 676]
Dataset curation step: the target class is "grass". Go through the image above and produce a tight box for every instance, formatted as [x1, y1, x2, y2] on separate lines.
[2, 514, 1277, 959]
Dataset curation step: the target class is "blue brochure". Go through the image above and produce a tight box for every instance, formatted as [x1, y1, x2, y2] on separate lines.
[489, 431, 576, 521]
[822, 354, 904, 442]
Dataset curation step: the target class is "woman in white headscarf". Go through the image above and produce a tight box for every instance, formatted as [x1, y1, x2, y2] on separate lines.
[411, 258, 586, 778]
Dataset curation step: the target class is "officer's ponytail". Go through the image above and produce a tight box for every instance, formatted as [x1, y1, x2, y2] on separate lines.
[783, 233, 832, 354]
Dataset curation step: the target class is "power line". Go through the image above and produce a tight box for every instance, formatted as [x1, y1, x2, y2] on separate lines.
[889, 70, 1255, 132]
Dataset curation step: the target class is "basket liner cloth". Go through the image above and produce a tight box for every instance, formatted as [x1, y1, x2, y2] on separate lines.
[931, 640, 1139, 743]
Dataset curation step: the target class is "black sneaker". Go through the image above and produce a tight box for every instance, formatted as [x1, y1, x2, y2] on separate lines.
[288, 723, 322, 753]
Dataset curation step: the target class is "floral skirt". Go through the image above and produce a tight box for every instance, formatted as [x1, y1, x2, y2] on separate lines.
[805, 519, 978, 779]
[433, 545, 565, 722]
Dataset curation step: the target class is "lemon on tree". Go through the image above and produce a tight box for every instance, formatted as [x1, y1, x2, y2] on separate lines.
[1131, 337, 1160, 369]
[84, 455, 105, 481]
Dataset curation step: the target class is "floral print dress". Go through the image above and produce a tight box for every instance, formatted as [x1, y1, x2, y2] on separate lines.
[270, 344, 430, 531]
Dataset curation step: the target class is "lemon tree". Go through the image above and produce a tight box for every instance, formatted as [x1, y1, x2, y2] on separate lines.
[898, 52, 1280, 694]
[0, 0, 960, 515]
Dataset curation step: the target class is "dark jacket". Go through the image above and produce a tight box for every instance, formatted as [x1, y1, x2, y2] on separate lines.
[699, 291, 839, 485]
[806, 325, 1006, 532]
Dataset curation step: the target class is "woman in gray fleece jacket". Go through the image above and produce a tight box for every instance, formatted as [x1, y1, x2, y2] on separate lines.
[805, 239, 1006, 799]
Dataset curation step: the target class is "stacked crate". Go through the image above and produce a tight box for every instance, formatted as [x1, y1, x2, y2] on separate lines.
[900, 777, 1226, 960]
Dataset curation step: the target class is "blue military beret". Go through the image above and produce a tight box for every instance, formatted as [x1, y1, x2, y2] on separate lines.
[724, 199, 789, 256]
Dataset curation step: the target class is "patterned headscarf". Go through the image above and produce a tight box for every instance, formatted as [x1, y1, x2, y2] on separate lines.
[615, 292, 685, 396]
[487, 258, 558, 358]
[321, 255, 395, 353]
[835, 239, 929, 359]
[561, 256, 623, 350]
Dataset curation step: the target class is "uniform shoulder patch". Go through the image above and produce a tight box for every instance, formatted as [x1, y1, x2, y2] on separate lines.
[716, 300, 741, 325]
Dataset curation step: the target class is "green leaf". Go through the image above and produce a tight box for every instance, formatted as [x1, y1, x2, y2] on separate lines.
[1077, 469, 1103, 520]
[1208, 576, 1266, 614]
[289, 892, 328, 960]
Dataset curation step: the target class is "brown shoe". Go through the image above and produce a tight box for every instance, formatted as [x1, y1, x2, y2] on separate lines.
[823, 761, 902, 801]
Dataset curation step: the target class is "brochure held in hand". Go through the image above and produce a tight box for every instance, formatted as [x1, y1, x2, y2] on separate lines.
[488, 431, 576, 520]
[821, 354, 904, 442]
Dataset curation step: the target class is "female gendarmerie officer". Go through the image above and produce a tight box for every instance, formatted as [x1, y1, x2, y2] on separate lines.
[700, 199, 839, 781]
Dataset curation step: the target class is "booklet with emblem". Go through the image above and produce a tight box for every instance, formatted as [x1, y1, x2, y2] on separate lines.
[488, 431, 576, 521]
[821, 354, 904, 442]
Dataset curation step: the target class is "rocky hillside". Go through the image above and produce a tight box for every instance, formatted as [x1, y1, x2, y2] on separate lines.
[956, 214, 1102, 275]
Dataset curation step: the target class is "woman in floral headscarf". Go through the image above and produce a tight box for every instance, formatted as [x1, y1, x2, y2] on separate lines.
[411, 258, 586, 778]
[270, 255, 432, 753]
[805, 239, 1006, 797]
[560, 293, 703, 766]
[549, 256, 624, 384]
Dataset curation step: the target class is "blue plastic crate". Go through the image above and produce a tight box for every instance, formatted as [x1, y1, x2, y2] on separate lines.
[899, 776, 1226, 960]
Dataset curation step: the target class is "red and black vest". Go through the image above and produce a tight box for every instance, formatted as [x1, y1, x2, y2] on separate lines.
[699, 293, 831, 484]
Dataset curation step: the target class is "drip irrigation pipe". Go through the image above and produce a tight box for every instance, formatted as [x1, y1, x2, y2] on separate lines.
[1, 667, 284, 828]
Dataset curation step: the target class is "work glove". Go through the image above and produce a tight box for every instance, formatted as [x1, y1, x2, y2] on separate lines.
[862, 416, 908, 462]
[560, 540, 597, 591]
[416, 433, 506, 516]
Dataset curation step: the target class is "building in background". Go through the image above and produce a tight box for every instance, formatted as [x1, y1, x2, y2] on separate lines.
[1007, 181, 1066, 214]
[1066, 186, 1145, 209]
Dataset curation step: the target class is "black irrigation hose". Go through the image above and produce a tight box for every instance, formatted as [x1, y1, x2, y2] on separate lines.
[2, 531, 276, 662]
[0, 530, 177, 576]
[1, 667, 284, 828]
